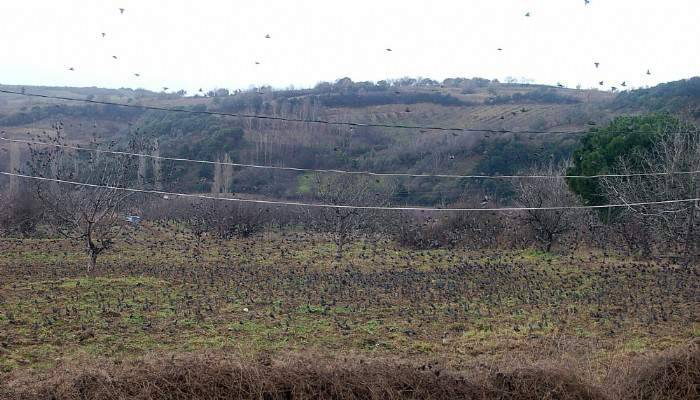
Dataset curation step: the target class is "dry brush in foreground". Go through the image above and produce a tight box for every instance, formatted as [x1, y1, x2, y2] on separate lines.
[2, 342, 697, 400]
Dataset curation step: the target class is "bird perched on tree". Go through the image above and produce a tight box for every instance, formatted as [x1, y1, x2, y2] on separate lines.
[557, 82, 564, 88]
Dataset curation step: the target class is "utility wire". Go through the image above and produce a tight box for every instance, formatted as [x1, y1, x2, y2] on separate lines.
[0, 88, 589, 135]
[2, 171, 698, 212]
[3, 136, 699, 180]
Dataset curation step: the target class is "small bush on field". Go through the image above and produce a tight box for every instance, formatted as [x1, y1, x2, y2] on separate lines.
[391, 211, 506, 250]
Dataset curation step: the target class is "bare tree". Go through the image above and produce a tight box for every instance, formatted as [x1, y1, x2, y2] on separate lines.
[152, 139, 162, 190]
[183, 198, 267, 239]
[308, 174, 389, 260]
[513, 162, 582, 252]
[8, 140, 20, 196]
[211, 154, 234, 195]
[603, 129, 700, 262]
[27, 126, 140, 271]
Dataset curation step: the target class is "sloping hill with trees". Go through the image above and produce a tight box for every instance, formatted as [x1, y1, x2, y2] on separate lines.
[2, 77, 694, 205]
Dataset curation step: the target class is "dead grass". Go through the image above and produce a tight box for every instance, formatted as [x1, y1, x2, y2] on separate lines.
[606, 340, 700, 400]
[3, 344, 697, 400]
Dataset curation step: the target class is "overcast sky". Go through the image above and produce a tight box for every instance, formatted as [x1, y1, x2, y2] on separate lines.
[1, 0, 698, 93]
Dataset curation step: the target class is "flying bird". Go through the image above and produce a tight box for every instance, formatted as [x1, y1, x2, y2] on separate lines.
[68, 67, 74, 71]
[265, 34, 271, 39]
[525, 12, 530, 17]
[112, 55, 118, 60]
[385, 48, 392, 52]
[557, 82, 564, 88]
[119, 8, 125, 14]
[255, 61, 260, 65]
[497, 48, 503, 51]
[594, 62, 600, 68]
[584, 0, 590, 5]
[646, 69, 652, 75]
[134, 73, 140, 77]
[621, 81, 627, 87]
[101, 32, 106, 38]
[599, 81, 604, 86]
[162, 87, 169, 91]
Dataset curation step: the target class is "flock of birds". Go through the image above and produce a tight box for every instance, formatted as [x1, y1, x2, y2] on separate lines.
[519, 1, 653, 92]
[66, 8, 143, 78]
[62, 2, 652, 94]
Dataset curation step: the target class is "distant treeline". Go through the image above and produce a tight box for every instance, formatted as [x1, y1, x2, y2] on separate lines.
[315, 92, 471, 108]
[485, 88, 580, 105]
[0, 104, 143, 126]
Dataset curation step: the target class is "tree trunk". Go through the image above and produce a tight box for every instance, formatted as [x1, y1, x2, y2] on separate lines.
[335, 235, 344, 260]
[86, 223, 98, 272]
[545, 232, 554, 253]
[87, 250, 97, 272]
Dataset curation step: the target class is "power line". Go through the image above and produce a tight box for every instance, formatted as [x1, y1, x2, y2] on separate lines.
[2, 171, 698, 212]
[3, 136, 700, 180]
[0, 88, 589, 135]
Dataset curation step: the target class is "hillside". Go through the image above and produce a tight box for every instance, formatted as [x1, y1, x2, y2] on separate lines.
[3, 77, 695, 205]
[613, 76, 700, 118]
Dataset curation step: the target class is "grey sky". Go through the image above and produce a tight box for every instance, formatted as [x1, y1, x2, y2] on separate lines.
[1, 0, 698, 93]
